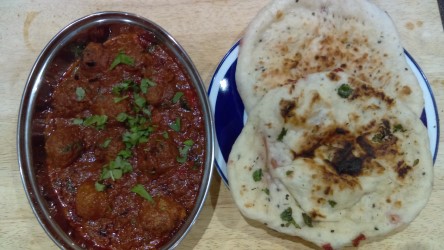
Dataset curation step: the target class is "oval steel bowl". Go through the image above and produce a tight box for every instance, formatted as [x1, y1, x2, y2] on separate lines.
[17, 11, 214, 250]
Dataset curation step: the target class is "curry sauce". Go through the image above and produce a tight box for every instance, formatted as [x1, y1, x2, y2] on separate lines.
[36, 26, 205, 249]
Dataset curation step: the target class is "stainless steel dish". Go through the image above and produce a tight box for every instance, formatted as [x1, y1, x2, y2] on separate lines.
[17, 11, 214, 249]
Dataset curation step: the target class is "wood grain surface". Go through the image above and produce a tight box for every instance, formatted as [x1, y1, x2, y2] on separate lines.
[1, 0, 443, 249]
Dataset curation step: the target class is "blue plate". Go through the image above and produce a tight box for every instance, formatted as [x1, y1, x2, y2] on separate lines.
[208, 41, 440, 187]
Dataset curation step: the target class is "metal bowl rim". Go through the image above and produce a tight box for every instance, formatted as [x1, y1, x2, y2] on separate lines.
[17, 11, 215, 250]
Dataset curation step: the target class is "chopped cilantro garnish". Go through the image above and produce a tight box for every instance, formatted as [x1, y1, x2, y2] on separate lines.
[83, 115, 108, 130]
[72, 118, 84, 125]
[183, 139, 194, 146]
[328, 200, 337, 208]
[176, 156, 187, 163]
[252, 169, 263, 182]
[112, 81, 131, 95]
[116, 112, 128, 122]
[95, 181, 106, 192]
[134, 93, 146, 108]
[100, 138, 112, 148]
[140, 78, 156, 94]
[123, 130, 150, 146]
[142, 108, 151, 117]
[118, 149, 132, 159]
[262, 188, 270, 195]
[286, 170, 294, 176]
[277, 127, 288, 142]
[114, 95, 129, 103]
[74, 115, 107, 129]
[162, 131, 169, 139]
[393, 124, 407, 133]
[169, 117, 181, 132]
[302, 213, 313, 227]
[76, 87, 85, 101]
[131, 184, 154, 203]
[337, 84, 353, 98]
[100, 156, 133, 181]
[280, 207, 301, 229]
[177, 140, 194, 163]
[172, 92, 184, 104]
[109, 51, 135, 70]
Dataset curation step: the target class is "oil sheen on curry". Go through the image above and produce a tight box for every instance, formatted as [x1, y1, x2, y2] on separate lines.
[37, 26, 205, 249]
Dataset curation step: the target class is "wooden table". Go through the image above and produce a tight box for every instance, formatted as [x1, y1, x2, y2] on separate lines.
[1, 0, 443, 249]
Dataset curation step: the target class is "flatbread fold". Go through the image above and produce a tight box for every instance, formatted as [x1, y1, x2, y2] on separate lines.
[236, 0, 423, 116]
[227, 71, 432, 249]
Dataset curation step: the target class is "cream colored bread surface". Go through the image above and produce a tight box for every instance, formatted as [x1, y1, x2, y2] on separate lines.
[236, 0, 423, 116]
[228, 71, 432, 249]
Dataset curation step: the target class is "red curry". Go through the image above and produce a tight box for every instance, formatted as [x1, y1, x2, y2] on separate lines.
[36, 26, 205, 249]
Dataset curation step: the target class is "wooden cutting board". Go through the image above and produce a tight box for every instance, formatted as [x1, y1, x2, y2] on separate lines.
[1, 0, 443, 249]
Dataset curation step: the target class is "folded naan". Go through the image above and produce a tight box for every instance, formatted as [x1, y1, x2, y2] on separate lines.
[236, 0, 423, 116]
[227, 71, 432, 249]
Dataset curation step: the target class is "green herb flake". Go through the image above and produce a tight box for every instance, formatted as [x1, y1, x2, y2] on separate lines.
[262, 188, 270, 195]
[280, 207, 293, 222]
[118, 149, 132, 159]
[116, 112, 129, 122]
[83, 115, 108, 130]
[109, 51, 135, 70]
[140, 78, 156, 94]
[111, 169, 123, 180]
[172, 92, 184, 104]
[337, 84, 353, 98]
[72, 118, 84, 125]
[393, 124, 407, 133]
[277, 127, 288, 142]
[112, 156, 133, 173]
[131, 184, 154, 203]
[177, 140, 194, 163]
[302, 213, 313, 227]
[114, 95, 129, 103]
[100, 156, 133, 182]
[95, 181, 106, 192]
[183, 139, 194, 146]
[162, 131, 169, 139]
[286, 170, 294, 177]
[169, 117, 181, 132]
[142, 108, 151, 117]
[134, 94, 147, 108]
[413, 159, 420, 166]
[123, 130, 150, 147]
[76, 87, 85, 101]
[280, 207, 301, 229]
[328, 200, 337, 208]
[252, 169, 263, 182]
[372, 133, 384, 143]
[112, 82, 130, 95]
[100, 138, 112, 149]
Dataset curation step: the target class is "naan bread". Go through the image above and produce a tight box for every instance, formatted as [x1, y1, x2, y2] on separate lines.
[236, 0, 423, 116]
[227, 71, 432, 249]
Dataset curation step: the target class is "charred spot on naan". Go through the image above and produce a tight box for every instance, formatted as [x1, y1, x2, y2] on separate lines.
[279, 99, 297, 122]
[394, 158, 420, 180]
[349, 77, 395, 106]
[287, 117, 412, 182]
[327, 71, 342, 81]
